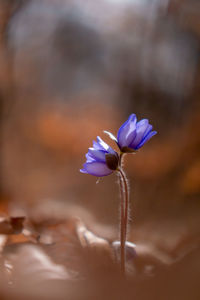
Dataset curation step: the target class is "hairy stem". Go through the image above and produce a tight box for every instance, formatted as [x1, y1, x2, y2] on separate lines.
[119, 154, 129, 239]
[118, 156, 129, 275]
[119, 172, 125, 275]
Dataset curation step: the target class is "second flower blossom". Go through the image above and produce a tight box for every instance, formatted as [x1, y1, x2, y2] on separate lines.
[105, 114, 157, 153]
[80, 136, 119, 177]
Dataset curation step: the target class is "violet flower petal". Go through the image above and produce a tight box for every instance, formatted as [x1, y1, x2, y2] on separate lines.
[143, 124, 153, 137]
[85, 153, 96, 163]
[93, 140, 104, 151]
[135, 130, 157, 149]
[88, 149, 107, 162]
[117, 114, 137, 148]
[96, 136, 116, 154]
[83, 162, 113, 177]
[130, 119, 149, 149]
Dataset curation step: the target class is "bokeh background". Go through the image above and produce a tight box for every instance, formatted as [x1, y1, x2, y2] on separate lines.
[0, 0, 200, 298]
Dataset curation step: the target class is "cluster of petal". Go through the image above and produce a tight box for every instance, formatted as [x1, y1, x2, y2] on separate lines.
[80, 114, 157, 177]
[80, 136, 118, 177]
[105, 114, 157, 152]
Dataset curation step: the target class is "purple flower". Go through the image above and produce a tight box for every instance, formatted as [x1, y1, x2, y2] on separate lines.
[80, 136, 119, 177]
[104, 114, 157, 152]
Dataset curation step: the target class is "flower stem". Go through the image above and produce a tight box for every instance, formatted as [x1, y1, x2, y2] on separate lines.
[118, 172, 125, 275]
[119, 167, 129, 240]
[119, 153, 129, 239]
[118, 157, 129, 276]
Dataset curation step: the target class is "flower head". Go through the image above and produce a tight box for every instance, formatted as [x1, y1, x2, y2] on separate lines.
[104, 114, 157, 152]
[80, 136, 119, 177]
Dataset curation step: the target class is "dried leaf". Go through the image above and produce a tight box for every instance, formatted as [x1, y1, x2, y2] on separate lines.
[4, 244, 70, 283]
[0, 216, 25, 235]
[0, 235, 7, 253]
[76, 219, 111, 252]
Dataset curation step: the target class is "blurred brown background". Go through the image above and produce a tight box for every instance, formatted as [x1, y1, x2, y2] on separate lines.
[0, 0, 200, 299]
[1, 0, 200, 222]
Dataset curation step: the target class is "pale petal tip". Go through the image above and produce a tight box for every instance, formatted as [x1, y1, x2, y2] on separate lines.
[80, 168, 87, 174]
[103, 130, 117, 142]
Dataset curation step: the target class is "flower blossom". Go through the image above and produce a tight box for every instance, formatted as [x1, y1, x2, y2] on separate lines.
[104, 113, 157, 152]
[80, 136, 119, 177]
